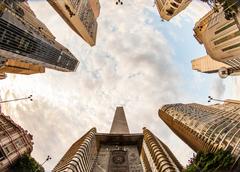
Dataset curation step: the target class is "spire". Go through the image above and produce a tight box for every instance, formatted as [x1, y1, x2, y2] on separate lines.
[110, 107, 130, 134]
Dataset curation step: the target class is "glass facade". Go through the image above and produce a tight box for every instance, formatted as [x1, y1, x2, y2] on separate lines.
[0, 1, 79, 72]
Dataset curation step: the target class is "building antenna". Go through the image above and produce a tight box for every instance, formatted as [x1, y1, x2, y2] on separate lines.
[0, 95, 33, 104]
[208, 96, 240, 105]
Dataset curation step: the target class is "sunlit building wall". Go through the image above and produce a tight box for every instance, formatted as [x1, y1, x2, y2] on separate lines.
[159, 101, 240, 163]
[191, 55, 231, 73]
[156, 0, 191, 21]
[47, 0, 100, 46]
[194, 8, 240, 72]
[142, 128, 183, 172]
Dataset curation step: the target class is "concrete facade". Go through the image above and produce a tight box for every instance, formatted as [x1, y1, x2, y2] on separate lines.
[47, 0, 100, 46]
[156, 0, 191, 21]
[0, 113, 33, 172]
[194, 7, 240, 77]
[192, 55, 231, 74]
[159, 101, 240, 164]
[110, 107, 130, 134]
[53, 107, 182, 172]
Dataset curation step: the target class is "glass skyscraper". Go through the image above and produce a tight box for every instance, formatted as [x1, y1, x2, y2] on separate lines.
[0, 0, 79, 78]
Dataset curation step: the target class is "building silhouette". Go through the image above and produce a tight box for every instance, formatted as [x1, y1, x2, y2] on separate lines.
[155, 0, 191, 21]
[193, 8, 240, 78]
[47, 0, 100, 46]
[0, 0, 79, 79]
[53, 107, 182, 172]
[0, 112, 33, 172]
[159, 100, 240, 164]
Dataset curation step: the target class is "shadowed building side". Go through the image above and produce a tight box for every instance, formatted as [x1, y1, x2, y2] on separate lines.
[0, 113, 33, 172]
[0, 0, 79, 79]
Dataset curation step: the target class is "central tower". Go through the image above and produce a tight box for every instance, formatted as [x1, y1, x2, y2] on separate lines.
[53, 107, 182, 172]
[93, 107, 143, 171]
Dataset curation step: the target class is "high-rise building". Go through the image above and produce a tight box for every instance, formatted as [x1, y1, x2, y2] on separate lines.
[155, 0, 192, 21]
[47, 0, 100, 46]
[0, 0, 79, 78]
[191, 55, 238, 78]
[194, 8, 240, 77]
[159, 100, 240, 164]
[53, 107, 182, 172]
[192, 55, 231, 73]
[0, 112, 33, 172]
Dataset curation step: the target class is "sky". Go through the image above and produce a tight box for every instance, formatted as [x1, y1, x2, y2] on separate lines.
[0, 0, 240, 171]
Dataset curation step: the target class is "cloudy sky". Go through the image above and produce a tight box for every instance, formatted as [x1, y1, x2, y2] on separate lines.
[0, 0, 240, 171]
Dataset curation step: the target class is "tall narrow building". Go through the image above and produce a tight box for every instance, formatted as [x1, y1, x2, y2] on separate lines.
[47, 0, 100, 46]
[193, 8, 240, 77]
[159, 100, 240, 164]
[0, 112, 33, 172]
[155, 0, 192, 21]
[0, 0, 79, 79]
[53, 107, 182, 172]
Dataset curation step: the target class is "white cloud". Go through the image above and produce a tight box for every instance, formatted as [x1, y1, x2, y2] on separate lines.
[0, 0, 230, 171]
[210, 78, 226, 98]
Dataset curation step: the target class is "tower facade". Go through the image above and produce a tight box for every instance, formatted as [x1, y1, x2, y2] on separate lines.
[191, 55, 234, 77]
[194, 8, 240, 77]
[47, 0, 100, 46]
[191, 55, 231, 73]
[0, 113, 33, 172]
[159, 101, 240, 163]
[0, 0, 79, 78]
[53, 107, 182, 172]
[156, 0, 191, 21]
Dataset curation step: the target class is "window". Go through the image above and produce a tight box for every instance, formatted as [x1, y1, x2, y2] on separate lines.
[170, 2, 178, 8]
[166, 8, 175, 16]
[174, 0, 182, 3]
[15, 138, 25, 148]
[4, 144, 15, 155]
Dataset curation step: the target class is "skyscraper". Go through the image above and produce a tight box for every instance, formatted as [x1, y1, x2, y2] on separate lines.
[192, 55, 231, 74]
[53, 107, 182, 172]
[47, 0, 100, 46]
[155, 0, 191, 21]
[159, 100, 240, 164]
[0, 0, 79, 78]
[0, 112, 33, 172]
[194, 8, 240, 77]
[190, 55, 240, 78]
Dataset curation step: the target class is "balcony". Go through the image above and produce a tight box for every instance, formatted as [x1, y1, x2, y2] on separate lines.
[170, 2, 179, 8]
[174, 0, 182, 3]
[166, 8, 175, 16]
